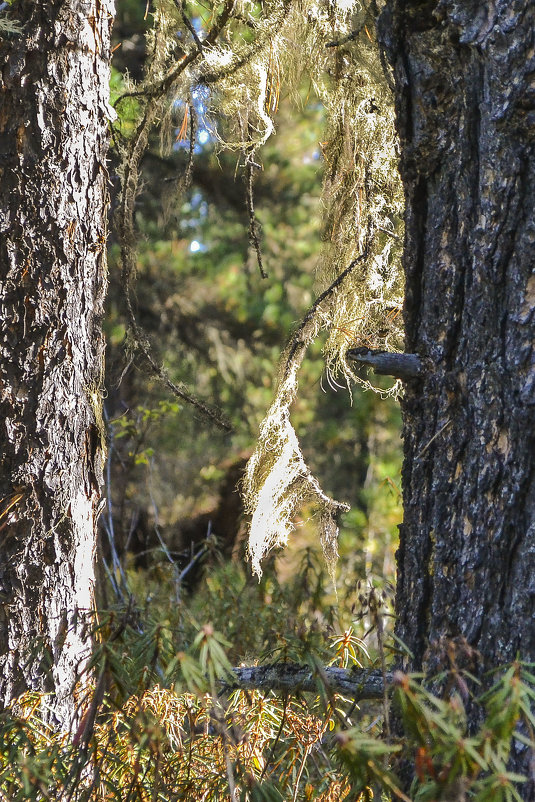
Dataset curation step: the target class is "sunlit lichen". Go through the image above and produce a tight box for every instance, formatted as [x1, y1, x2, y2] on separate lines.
[116, 0, 404, 577]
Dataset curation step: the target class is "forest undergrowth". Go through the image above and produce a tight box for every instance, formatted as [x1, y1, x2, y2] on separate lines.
[1, 554, 534, 801]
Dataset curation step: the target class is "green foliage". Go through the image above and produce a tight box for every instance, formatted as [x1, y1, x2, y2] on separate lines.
[389, 663, 535, 802]
[1, 580, 534, 801]
[109, 67, 141, 135]
[111, 400, 181, 466]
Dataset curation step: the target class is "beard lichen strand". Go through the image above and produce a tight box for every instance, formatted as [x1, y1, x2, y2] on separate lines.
[320, 76, 404, 396]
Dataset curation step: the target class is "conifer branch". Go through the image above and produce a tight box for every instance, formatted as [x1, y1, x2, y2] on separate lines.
[245, 148, 267, 279]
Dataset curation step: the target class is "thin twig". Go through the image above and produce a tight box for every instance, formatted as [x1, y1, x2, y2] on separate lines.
[199, 0, 293, 86]
[283, 250, 368, 381]
[184, 96, 197, 190]
[259, 695, 288, 781]
[176, 0, 203, 52]
[325, 4, 375, 48]
[417, 419, 452, 460]
[292, 744, 312, 802]
[325, 22, 367, 48]
[115, 0, 236, 104]
[245, 150, 267, 279]
[116, 50, 232, 430]
[101, 408, 129, 600]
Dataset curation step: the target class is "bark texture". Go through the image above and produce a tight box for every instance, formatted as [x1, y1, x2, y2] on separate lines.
[0, 0, 114, 728]
[379, 0, 535, 790]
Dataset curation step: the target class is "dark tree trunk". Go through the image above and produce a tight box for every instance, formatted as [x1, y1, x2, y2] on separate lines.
[379, 0, 535, 791]
[0, 1, 114, 728]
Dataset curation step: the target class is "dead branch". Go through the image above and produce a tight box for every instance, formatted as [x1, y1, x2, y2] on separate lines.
[226, 663, 391, 700]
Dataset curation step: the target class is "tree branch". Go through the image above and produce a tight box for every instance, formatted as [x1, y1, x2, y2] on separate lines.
[347, 348, 423, 380]
[226, 663, 392, 700]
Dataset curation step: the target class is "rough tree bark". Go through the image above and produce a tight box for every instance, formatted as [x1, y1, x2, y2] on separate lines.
[0, 0, 114, 728]
[379, 0, 535, 789]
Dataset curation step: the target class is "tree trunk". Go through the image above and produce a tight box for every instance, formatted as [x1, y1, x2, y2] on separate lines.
[0, 0, 114, 729]
[379, 0, 535, 790]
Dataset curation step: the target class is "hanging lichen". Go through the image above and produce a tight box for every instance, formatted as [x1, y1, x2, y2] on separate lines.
[243, 287, 352, 579]
[114, 0, 404, 578]
[319, 51, 404, 399]
[242, 4, 404, 576]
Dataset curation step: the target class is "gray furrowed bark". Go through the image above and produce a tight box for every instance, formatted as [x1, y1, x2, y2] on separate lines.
[0, 0, 114, 729]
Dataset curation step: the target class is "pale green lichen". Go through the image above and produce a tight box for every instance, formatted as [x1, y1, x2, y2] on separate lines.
[242, 3, 404, 576]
